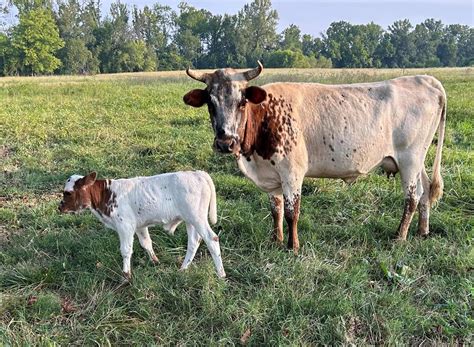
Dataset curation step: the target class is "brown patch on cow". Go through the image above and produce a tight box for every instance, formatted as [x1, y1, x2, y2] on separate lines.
[239, 93, 298, 160]
[270, 195, 284, 244]
[353, 149, 357, 152]
[284, 193, 300, 253]
[396, 184, 418, 241]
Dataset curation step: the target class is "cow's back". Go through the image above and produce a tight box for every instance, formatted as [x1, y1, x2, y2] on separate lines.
[261, 76, 445, 179]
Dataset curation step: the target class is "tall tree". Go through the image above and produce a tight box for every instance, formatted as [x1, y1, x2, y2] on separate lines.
[280, 24, 302, 51]
[387, 19, 415, 67]
[11, 7, 64, 74]
[237, 0, 278, 65]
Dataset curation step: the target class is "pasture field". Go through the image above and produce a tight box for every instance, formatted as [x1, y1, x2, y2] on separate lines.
[1, 68, 473, 345]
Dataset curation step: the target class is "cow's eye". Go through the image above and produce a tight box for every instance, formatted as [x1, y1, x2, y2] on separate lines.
[64, 191, 71, 196]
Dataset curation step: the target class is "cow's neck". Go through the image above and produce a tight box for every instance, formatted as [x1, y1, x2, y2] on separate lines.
[87, 179, 116, 216]
[241, 102, 267, 158]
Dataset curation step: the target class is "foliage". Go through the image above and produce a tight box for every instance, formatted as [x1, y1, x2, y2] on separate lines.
[9, 7, 64, 74]
[0, 0, 472, 75]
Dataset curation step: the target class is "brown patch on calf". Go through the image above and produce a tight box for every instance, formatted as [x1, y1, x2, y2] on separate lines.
[60, 174, 116, 216]
[89, 179, 117, 216]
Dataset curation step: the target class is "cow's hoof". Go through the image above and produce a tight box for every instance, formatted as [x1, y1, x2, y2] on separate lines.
[151, 255, 159, 265]
[123, 271, 132, 281]
[418, 229, 430, 237]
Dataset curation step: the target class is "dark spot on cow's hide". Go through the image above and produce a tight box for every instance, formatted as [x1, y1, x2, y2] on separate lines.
[240, 94, 298, 160]
[329, 144, 334, 152]
[271, 160, 275, 165]
[353, 149, 357, 152]
[331, 158, 335, 162]
[340, 140, 344, 144]
[246, 156, 251, 162]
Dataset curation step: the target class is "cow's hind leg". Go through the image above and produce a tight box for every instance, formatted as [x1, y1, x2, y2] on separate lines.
[397, 158, 424, 241]
[418, 167, 431, 236]
[269, 192, 284, 245]
[136, 227, 159, 264]
[180, 224, 202, 271]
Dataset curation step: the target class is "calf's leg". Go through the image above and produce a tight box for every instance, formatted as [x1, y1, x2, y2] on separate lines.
[180, 224, 202, 271]
[194, 222, 226, 278]
[269, 192, 284, 244]
[117, 226, 135, 280]
[135, 227, 159, 264]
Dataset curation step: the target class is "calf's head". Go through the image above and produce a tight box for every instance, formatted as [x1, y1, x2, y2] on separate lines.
[183, 61, 267, 154]
[59, 172, 97, 213]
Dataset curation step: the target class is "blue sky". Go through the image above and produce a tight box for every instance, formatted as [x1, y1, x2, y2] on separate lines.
[101, 0, 473, 37]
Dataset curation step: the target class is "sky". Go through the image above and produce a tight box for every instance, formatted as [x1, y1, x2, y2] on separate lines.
[100, 0, 473, 37]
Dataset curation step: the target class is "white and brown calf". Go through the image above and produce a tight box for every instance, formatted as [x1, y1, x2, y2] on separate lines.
[184, 62, 446, 253]
[59, 171, 226, 278]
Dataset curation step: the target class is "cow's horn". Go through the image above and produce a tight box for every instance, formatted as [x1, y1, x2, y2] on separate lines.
[186, 68, 208, 83]
[243, 61, 263, 81]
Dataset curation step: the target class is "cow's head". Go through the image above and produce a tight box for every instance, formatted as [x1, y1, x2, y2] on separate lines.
[183, 61, 267, 154]
[58, 172, 97, 213]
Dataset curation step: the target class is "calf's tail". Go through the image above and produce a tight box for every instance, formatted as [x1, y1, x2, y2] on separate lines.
[202, 172, 218, 225]
[429, 93, 446, 205]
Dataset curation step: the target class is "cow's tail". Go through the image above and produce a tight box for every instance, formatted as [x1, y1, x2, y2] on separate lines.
[429, 92, 446, 205]
[202, 172, 218, 225]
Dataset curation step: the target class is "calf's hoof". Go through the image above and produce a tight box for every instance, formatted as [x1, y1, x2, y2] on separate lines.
[151, 255, 159, 265]
[123, 271, 132, 282]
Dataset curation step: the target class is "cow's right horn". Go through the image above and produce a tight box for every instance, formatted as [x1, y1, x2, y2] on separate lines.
[243, 61, 263, 81]
[186, 68, 209, 83]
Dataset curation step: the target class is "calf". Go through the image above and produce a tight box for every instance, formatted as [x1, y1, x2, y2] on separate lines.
[59, 171, 225, 278]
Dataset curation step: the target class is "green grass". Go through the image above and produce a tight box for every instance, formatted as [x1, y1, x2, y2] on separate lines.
[1, 67, 473, 345]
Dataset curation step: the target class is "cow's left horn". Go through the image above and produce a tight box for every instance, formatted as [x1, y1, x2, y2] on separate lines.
[186, 68, 208, 83]
[243, 61, 263, 81]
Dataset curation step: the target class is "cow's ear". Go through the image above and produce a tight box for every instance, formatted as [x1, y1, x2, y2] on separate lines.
[245, 86, 267, 104]
[183, 89, 208, 108]
[83, 172, 97, 187]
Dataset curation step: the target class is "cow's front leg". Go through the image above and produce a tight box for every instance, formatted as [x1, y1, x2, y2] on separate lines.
[282, 180, 303, 254]
[269, 193, 284, 245]
[117, 226, 135, 280]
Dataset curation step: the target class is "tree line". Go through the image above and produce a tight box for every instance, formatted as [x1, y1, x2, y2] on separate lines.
[0, 0, 472, 75]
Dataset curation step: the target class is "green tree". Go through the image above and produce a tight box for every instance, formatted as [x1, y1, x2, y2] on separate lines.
[11, 7, 64, 74]
[237, 0, 278, 65]
[387, 19, 415, 67]
[280, 24, 302, 51]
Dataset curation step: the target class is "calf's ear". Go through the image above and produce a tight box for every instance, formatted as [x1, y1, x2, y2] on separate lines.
[245, 86, 267, 104]
[183, 89, 208, 107]
[83, 172, 97, 186]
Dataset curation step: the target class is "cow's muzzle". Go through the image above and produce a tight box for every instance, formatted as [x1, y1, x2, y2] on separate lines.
[214, 137, 239, 154]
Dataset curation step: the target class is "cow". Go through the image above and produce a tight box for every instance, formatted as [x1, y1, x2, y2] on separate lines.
[183, 62, 446, 253]
[59, 171, 226, 279]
